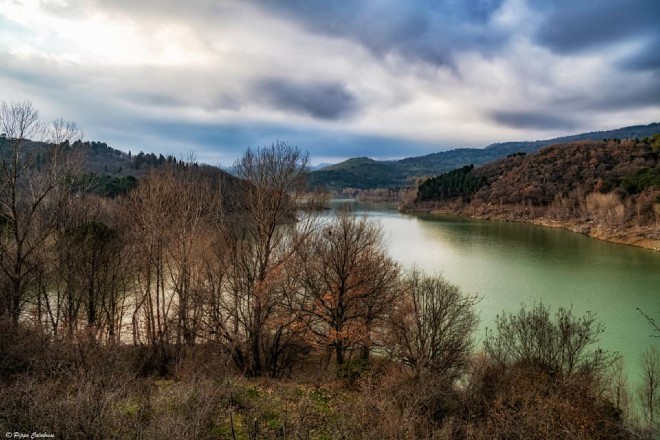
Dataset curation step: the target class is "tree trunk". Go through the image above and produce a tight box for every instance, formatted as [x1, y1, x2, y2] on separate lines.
[335, 344, 345, 365]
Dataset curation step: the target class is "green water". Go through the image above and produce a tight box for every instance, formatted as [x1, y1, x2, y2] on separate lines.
[332, 200, 660, 388]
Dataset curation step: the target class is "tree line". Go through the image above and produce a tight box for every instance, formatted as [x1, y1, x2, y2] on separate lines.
[417, 164, 486, 202]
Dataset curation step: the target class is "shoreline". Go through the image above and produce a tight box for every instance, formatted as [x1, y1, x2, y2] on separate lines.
[403, 206, 660, 252]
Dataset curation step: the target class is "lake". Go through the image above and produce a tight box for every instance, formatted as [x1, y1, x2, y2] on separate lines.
[330, 200, 660, 389]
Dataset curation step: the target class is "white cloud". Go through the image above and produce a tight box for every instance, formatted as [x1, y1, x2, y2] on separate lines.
[0, 0, 657, 163]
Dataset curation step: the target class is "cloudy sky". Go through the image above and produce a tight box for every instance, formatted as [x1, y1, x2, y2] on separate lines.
[1, 0, 659, 165]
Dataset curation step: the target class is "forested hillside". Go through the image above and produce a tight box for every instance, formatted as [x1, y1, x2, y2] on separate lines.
[409, 136, 660, 250]
[310, 123, 660, 190]
[0, 136, 239, 198]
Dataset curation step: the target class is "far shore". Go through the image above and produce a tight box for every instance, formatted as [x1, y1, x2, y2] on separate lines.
[403, 206, 660, 252]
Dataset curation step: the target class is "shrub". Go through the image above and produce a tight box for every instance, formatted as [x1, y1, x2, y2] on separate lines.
[387, 270, 479, 380]
[336, 358, 370, 385]
[484, 303, 612, 377]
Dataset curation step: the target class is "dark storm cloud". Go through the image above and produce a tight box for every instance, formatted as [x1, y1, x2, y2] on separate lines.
[256, 0, 508, 67]
[256, 79, 358, 120]
[593, 86, 660, 111]
[490, 110, 578, 131]
[545, 78, 660, 113]
[619, 35, 660, 72]
[604, 94, 659, 116]
[532, 0, 660, 64]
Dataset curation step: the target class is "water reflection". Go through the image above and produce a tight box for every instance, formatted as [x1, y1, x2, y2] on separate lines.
[326, 200, 660, 389]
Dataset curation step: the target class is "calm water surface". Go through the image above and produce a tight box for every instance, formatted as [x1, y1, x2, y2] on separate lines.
[331, 200, 660, 387]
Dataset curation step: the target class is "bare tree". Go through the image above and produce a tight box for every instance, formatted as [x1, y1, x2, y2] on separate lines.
[48, 195, 131, 342]
[639, 346, 660, 436]
[50, 196, 94, 339]
[0, 101, 82, 324]
[220, 141, 317, 376]
[387, 269, 479, 379]
[484, 303, 612, 377]
[164, 162, 222, 346]
[604, 357, 630, 420]
[124, 167, 175, 346]
[294, 211, 399, 365]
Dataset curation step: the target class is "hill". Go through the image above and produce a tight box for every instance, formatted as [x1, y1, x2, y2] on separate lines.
[316, 156, 400, 188]
[310, 122, 660, 189]
[0, 136, 240, 198]
[407, 136, 660, 250]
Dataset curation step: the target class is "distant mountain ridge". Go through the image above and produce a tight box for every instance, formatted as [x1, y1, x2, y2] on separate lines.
[310, 122, 660, 189]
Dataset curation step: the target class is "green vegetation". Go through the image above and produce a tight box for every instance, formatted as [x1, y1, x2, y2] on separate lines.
[78, 172, 139, 197]
[310, 123, 660, 190]
[310, 157, 404, 189]
[620, 165, 660, 194]
[417, 164, 486, 202]
[645, 133, 660, 152]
